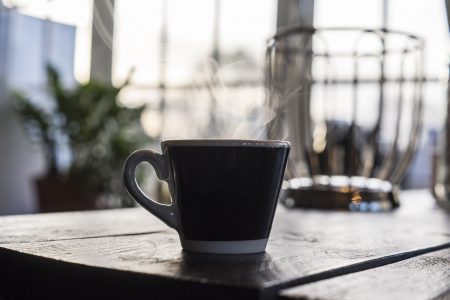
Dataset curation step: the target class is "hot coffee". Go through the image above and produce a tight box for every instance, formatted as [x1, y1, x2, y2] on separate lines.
[123, 140, 290, 254]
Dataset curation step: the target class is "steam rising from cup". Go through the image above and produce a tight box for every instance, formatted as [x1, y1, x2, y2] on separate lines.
[138, 58, 303, 141]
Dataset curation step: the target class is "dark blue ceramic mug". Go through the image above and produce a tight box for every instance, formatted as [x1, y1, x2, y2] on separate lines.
[123, 139, 290, 254]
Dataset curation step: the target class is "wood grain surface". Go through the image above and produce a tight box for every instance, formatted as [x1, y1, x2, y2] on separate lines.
[0, 190, 449, 299]
[280, 248, 450, 300]
[0, 207, 167, 244]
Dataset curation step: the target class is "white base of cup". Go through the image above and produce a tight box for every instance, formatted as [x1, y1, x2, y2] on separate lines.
[181, 239, 268, 254]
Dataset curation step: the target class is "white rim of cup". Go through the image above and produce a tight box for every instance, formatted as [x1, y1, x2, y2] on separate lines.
[162, 139, 290, 148]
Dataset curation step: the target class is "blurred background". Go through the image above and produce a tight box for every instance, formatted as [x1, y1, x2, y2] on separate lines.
[0, 0, 448, 215]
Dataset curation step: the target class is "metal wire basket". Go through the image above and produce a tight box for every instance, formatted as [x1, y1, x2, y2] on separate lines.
[266, 27, 424, 211]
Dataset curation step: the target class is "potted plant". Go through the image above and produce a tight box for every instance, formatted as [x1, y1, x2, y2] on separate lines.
[14, 65, 147, 212]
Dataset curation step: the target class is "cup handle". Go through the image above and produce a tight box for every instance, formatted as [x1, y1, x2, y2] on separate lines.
[123, 149, 177, 229]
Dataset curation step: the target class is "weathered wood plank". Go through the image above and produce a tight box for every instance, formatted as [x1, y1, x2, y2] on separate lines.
[0, 207, 166, 244]
[4, 230, 449, 291]
[279, 248, 450, 300]
[0, 246, 261, 300]
[0, 191, 449, 299]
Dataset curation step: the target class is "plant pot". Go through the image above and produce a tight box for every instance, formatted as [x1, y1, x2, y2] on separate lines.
[35, 175, 99, 213]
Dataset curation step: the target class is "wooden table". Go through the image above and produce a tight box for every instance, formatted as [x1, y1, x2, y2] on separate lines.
[0, 190, 449, 299]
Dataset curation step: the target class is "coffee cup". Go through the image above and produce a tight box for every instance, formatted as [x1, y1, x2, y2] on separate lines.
[123, 139, 290, 254]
